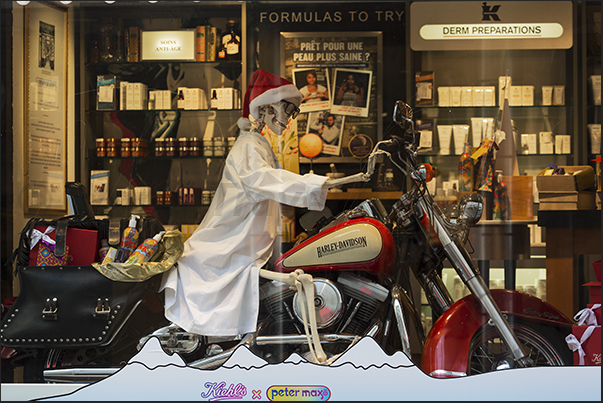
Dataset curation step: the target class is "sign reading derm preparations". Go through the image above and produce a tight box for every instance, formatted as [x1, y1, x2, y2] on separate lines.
[411, 1, 572, 50]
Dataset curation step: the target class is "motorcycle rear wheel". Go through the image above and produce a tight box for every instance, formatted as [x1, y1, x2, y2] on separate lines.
[467, 320, 571, 375]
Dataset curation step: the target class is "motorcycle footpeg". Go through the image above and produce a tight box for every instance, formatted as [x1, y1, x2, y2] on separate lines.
[137, 324, 201, 354]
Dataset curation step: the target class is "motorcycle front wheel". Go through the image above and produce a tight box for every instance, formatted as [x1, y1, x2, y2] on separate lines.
[467, 320, 571, 375]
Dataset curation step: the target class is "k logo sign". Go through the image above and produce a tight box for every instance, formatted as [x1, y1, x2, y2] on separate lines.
[482, 2, 501, 21]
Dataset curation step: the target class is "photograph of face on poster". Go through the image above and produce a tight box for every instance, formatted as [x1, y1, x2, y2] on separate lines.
[293, 67, 331, 114]
[331, 68, 372, 117]
[306, 111, 345, 156]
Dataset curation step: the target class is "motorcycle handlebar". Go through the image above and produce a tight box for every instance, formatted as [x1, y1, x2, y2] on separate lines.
[324, 138, 396, 189]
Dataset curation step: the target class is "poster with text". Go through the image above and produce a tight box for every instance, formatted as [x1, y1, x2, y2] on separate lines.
[281, 32, 382, 162]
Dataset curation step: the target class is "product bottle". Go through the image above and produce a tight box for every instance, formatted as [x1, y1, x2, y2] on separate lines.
[114, 214, 140, 263]
[125, 231, 165, 264]
[222, 19, 241, 61]
[210, 90, 219, 110]
[98, 239, 111, 262]
[458, 143, 474, 192]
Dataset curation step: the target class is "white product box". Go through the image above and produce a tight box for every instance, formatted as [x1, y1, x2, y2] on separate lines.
[555, 135, 571, 154]
[470, 117, 483, 148]
[461, 87, 473, 107]
[521, 133, 538, 154]
[127, 83, 148, 110]
[509, 85, 523, 106]
[418, 129, 433, 149]
[117, 188, 132, 206]
[589, 75, 601, 105]
[553, 85, 565, 105]
[134, 186, 152, 205]
[120, 81, 128, 110]
[522, 85, 534, 106]
[483, 86, 496, 106]
[90, 170, 109, 205]
[214, 88, 238, 110]
[438, 87, 450, 107]
[449, 86, 462, 107]
[542, 86, 553, 106]
[185, 88, 208, 110]
[539, 131, 554, 154]
[472, 87, 484, 107]
[498, 76, 512, 107]
[150, 90, 160, 110]
[162, 90, 172, 110]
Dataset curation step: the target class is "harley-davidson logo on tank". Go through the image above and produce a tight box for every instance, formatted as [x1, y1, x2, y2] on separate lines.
[283, 222, 383, 267]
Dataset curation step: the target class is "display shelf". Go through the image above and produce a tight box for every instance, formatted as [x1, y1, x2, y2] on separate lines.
[78, 2, 244, 226]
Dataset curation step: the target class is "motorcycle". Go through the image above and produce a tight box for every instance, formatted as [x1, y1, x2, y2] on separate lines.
[25, 101, 575, 383]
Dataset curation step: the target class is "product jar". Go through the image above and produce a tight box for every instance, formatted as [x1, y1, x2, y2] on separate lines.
[213, 138, 225, 157]
[120, 137, 131, 157]
[155, 138, 165, 157]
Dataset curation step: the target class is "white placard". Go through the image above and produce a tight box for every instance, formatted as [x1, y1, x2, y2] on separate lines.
[141, 30, 196, 61]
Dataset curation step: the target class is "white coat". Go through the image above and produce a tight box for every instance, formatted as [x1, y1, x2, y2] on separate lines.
[161, 130, 329, 336]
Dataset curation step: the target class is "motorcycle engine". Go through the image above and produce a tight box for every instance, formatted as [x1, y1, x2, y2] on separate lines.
[259, 272, 389, 336]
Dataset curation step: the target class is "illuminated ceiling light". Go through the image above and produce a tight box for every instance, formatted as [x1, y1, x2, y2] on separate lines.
[105, 1, 116, 3]
[16, 1, 30, 5]
[148, 1, 158, 3]
[59, 1, 73, 4]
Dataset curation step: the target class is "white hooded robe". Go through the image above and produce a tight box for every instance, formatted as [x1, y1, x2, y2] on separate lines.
[161, 130, 329, 336]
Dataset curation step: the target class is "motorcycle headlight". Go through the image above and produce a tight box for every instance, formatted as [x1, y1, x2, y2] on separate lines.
[458, 193, 483, 226]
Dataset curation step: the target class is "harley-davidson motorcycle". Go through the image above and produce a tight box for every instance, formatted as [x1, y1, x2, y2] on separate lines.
[7, 101, 574, 383]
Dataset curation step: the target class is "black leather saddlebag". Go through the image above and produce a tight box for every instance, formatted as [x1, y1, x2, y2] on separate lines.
[0, 265, 161, 349]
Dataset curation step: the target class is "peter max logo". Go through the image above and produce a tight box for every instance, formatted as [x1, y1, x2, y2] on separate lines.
[267, 385, 331, 401]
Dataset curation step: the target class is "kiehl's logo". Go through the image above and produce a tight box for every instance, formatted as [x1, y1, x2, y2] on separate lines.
[482, 2, 501, 21]
[316, 236, 368, 258]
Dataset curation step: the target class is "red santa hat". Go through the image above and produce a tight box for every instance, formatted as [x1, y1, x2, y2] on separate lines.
[238, 69, 302, 130]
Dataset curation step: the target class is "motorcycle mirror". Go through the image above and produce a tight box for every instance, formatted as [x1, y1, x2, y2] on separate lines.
[393, 100, 413, 128]
[458, 193, 484, 226]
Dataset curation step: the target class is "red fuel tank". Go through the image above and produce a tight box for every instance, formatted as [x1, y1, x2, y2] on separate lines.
[273, 217, 396, 275]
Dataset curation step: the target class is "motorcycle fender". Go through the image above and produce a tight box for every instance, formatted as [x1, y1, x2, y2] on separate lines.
[421, 289, 573, 378]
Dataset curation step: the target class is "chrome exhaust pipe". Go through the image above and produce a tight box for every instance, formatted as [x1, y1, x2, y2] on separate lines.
[43, 367, 119, 384]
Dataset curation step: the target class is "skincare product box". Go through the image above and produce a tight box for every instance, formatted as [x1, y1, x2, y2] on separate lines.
[553, 85, 565, 106]
[185, 88, 208, 110]
[449, 87, 462, 107]
[539, 131, 554, 154]
[126, 82, 148, 110]
[120, 81, 128, 110]
[471, 117, 483, 148]
[587, 123, 601, 154]
[461, 87, 473, 107]
[177, 87, 187, 109]
[213, 88, 240, 110]
[90, 170, 110, 205]
[134, 186, 152, 205]
[509, 85, 523, 106]
[498, 76, 512, 107]
[437, 86, 450, 107]
[97, 75, 119, 111]
[437, 125, 453, 155]
[472, 87, 484, 107]
[415, 71, 435, 106]
[589, 75, 601, 105]
[555, 135, 571, 154]
[522, 85, 534, 106]
[484, 86, 496, 106]
[521, 133, 538, 155]
[542, 86, 553, 106]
